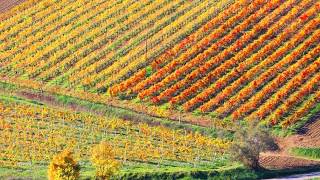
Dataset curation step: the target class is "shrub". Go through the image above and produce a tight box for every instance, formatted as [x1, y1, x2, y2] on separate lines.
[230, 120, 278, 170]
[91, 141, 121, 179]
[48, 150, 80, 180]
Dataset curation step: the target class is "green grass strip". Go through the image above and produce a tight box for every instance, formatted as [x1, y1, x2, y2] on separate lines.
[291, 147, 320, 160]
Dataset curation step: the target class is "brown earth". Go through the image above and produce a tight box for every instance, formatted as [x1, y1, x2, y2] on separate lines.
[0, 0, 25, 13]
[260, 155, 320, 169]
[260, 113, 320, 169]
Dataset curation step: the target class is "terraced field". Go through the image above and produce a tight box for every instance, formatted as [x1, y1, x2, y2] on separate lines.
[1, 0, 319, 129]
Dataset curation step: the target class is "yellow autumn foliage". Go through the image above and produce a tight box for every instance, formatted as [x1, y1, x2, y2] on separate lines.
[48, 150, 80, 180]
[91, 141, 121, 180]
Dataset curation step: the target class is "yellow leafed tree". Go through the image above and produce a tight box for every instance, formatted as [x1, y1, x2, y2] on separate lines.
[48, 150, 80, 180]
[91, 141, 121, 180]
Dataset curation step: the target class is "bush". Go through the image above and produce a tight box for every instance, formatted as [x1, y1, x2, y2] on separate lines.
[91, 141, 121, 179]
[48, 150, 80, 180]
[230, 120, 278, 170]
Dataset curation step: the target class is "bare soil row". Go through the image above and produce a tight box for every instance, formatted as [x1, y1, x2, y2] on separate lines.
[0, 0, 25, 13]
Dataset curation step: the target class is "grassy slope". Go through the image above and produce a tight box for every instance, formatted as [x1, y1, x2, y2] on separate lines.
[1, 82, 320, 179]
[2, 164, 319, 180]
[272, 104, 320, 137]
[0, 81, 231, 138]
[291, 148, 320, 161]
[0, 84, 232, 179]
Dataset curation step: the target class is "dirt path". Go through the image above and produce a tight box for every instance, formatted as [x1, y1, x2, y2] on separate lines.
[260, 113, 320, 169]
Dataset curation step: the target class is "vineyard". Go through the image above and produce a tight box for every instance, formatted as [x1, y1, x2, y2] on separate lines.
[0, 0, 319, 128]
[0, 95, 229, 176]
[0, 0, 320, 178]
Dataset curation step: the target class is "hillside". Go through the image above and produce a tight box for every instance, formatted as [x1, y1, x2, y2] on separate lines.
[0, 93, 230, 178]
[0, 0, 320, 179]
[260, 113, 320, 169]
[111, 0, 320, 127]
[0, 0, 319, 129]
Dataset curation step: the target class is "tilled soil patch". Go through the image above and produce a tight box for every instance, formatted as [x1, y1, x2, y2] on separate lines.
[260, 154, 320, 169]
